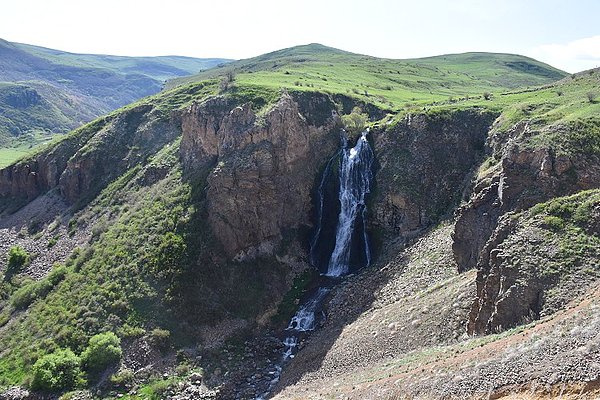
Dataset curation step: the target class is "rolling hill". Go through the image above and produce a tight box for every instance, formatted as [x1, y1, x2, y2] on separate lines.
[167, 43, 567, 109]
[0, 39, 231, 165]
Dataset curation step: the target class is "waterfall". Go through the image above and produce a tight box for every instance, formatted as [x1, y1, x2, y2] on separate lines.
[256, 131, 373, 399]
[257, 287, 330, 400]
[326, 130, 373, 277]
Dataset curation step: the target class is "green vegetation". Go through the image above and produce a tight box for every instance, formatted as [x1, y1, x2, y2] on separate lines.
[0, 143, 191, 387]
[168, 44, 566, 110]
[81, 332, 122, 372]
[11, 265, 67, 309]
[518, 189, 600, 282]
[0, 38, 230, 157]
[149, 328, 171, 352]
[5, 246, 30, 277]
[342, 106, 368, 134]
[31, 349, 85, 392]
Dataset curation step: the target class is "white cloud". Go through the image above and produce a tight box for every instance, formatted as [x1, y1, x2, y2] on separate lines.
[531, 35, 600, 73]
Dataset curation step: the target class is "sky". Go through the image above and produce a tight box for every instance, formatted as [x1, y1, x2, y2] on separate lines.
[1, 0, 599, 73]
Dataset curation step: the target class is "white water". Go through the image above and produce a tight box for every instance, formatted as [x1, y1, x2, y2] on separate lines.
[256, 131, 373, 399]
[257, 287, 330, 399]
[326, 130, 373, 277]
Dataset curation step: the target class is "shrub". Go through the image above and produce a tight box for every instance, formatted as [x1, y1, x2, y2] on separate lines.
[6, 246, 30, 275]
[483, 92, 492, 100]
[31, 349, 85, 391]
[587, 92, 597, 103]
[543, 215, 565, 231]
[81, 332, 122, 372]
[341, 106, 368, 135]
[11, 265, 67, 309]
[149, 328, 171, 352]
[149, 232, 186, 282]
[110, 368, 134, 388]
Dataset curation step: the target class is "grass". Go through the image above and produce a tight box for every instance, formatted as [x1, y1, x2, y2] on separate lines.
[0, 132, 57, 168]
[0, 142, 190, 387]
[168, 43, 566, 111]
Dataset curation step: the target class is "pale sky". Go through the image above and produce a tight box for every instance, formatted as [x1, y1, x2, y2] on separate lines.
[1, 0, 599, 73]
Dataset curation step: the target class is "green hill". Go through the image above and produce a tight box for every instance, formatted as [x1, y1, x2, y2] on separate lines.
[167, 43, 566, 109]
[1, 43, 599, 399]
[0, 39, 231, 165]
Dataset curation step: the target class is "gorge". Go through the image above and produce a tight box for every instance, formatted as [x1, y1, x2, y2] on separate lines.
[0, 44, 599, 400]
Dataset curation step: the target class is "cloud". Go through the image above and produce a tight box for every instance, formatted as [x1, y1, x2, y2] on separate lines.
[531, 35, 600, 72]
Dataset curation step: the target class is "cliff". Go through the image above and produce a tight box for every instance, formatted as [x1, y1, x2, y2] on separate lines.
[371, 110, 497, 245]
[181, 91, 341, 258]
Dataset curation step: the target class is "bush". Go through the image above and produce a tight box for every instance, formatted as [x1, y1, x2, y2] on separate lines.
[31, 349, 85, 391]
[341, 106, 368, 135]
[483, 92, 492, 100]
[543, 215, 565, 231]
[6, 246, 30, 275]
[11, 266, 66, 309]
[81, 332, 122, 372]
[110, 368, 134, 388]
[149, 328, 171, 352]
[587, 92, 597, 103]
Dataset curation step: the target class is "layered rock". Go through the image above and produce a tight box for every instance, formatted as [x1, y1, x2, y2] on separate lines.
[181, 92, 340, 259]
[371, 110, 496, 243]
[468, 190, 600, 334]
[454, 121, 600, 273]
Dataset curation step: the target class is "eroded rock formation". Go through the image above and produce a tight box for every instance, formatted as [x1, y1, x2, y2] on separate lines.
[181, 92, 340, 259]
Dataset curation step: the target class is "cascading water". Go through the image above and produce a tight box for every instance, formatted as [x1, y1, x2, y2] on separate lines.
[257, 287, 330, 399]
[326, 130, 374, 276]
[256, 130, 373, 399]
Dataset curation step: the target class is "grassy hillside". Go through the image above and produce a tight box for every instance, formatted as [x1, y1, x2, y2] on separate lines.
[1, 44, 598, 399]
[0, 39, 231, 158]
[14, 42, 230, 82]
[167, 43, 566, 110]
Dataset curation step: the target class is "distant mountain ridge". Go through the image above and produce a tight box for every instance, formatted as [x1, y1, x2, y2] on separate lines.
[0, 38, 231, 149]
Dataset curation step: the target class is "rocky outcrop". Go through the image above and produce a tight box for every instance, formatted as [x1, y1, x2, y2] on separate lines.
[453, 122, 600, 272]
[468, 190, 600, 334]
[0, 104, 181, 208]
[181, 92, 341, 259]
[371, 110, 497, 242]
[59, 105, 181, 203]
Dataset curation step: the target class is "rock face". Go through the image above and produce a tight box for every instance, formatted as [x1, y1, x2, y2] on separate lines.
[467, 191, 600, 334]
[0, 104, 181, 207]
[453, 121, 600, 273]
[181, 92, 340, 259]
[454, 119, 600, 334]
[371, 110, 496, 243]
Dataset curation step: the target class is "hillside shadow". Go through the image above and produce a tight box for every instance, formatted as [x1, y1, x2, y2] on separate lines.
[269, 245, 408, 397]
[0, 190, 67, 232]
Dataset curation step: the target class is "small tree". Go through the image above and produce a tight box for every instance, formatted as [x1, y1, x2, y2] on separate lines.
[31, 349, 85, 391]
[6, 246, 30, 276]
[341, 107, 368, 135]
[587, 92, 597, 103]
[81, 332, 122, 372]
